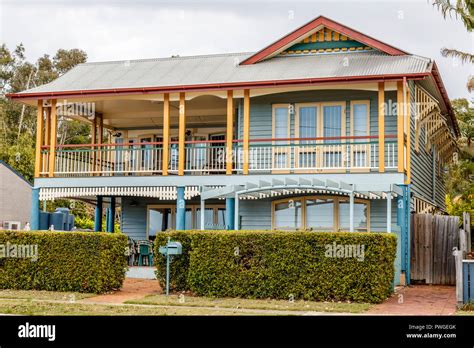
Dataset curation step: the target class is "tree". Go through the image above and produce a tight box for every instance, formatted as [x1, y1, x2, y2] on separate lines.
[432, 0, 474, 90]
[451, 98, 474, 146]
[0, 44, 88, 179]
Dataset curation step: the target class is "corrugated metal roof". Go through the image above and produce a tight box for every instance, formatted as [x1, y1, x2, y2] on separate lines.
[20, 51, 432, 94]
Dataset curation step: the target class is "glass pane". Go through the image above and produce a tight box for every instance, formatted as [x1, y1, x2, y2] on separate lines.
[274, 200, 302, 229]
[274, 107, 289, 142]
[306, 198, 334, 230]
[339, 201, 368, 231]
[353, 104, 367, 143]
[195, 208, 215, 229]
[217, 208, 226, 228]
[299, 106, 317, 144]
[148, 208, 172, 236]
[323, 105, 342, 143]
[185, 208, 193, 230]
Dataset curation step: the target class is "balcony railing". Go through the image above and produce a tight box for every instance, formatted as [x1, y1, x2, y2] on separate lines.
[39, 136, 398, 177]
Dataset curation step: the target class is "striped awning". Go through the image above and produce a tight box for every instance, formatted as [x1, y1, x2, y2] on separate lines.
[39, 186, 201, 201]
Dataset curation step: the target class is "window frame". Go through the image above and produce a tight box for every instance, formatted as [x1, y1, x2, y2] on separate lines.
[271, 195, 370, 231]
[350, 100, 371, 172]
[272, 104, 292, 173]
[146, 203, 226, 238]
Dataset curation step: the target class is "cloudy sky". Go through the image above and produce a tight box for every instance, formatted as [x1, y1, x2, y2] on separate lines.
[1, 0, 472, 99]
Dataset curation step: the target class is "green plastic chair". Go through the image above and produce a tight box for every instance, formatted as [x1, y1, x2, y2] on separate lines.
[138, 243, 153, 266]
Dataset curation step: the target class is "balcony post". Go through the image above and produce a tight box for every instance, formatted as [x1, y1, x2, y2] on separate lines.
[405, 83, 411, 184]
[94, 196, 103, 232]
[176, 186, 186, 230]
[225, 198, 235, 230]
[48, 99, 57, 177]
[44, 107, 51, 146]
[378, 82, 385, 172]
[243, 89, 250, 175]
[178, 92, 186, 176]
[91, 116, 97, 175]
[162, 93, 170, 176]
[98, 116, 103, 174]
[34, 100, 44, 178]
[397, 81, 405, 173]
[226, 90, 234, 175]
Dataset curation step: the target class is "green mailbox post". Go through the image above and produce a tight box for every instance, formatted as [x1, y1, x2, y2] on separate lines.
[158, 237, 183, 295]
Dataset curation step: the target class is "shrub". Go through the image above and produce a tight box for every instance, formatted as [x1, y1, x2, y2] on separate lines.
[0, 230, 128, 293]
[154, 230, 397, 303]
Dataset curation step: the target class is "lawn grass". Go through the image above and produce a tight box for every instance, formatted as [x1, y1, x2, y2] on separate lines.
[0, 300, 267, 316]
[0, 289, 95, 301]
[126, 294, 372, 313]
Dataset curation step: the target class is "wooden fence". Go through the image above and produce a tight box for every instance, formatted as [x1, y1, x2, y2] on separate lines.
[411, 213, 460, 285]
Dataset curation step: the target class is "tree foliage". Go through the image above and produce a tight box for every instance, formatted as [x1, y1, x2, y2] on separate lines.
[0, 44, 88, 181]
[432, 0, 474, 90]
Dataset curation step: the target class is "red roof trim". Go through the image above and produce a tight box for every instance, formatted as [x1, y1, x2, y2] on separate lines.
[6, 72, 429, 101]
[240, 16, 407, 65]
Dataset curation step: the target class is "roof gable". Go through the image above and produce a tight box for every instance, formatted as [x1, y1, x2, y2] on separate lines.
[281, 27, 374, 55]
[240, 15, 407, 65]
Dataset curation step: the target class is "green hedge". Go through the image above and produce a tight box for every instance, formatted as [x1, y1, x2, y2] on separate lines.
[155, 230, 397, 303]
[0, 230, 128, 294]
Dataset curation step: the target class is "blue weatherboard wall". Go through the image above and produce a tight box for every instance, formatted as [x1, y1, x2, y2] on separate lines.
[30, 188, 40, 230]
[236, 89, 398, 171]
[409, 81, 446, 209]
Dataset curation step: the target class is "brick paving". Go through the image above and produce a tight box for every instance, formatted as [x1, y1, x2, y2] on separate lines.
[368, 285, 457, 315]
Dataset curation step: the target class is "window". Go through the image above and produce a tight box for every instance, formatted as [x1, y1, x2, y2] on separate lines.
[273, 199, 302, 230]
[272, 105, 290, 170]
[322, 104, 345, 168]
[350, 101, 370, 169]
[338, 200, 368, 231]
[306, 198, 334, 230]
[296, 105, 318, 168]
[147, 204, 225, 238]
[272, 196, 370, 231]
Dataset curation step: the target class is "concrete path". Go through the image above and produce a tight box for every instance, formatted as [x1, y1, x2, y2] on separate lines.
[368, 285, 457, 315]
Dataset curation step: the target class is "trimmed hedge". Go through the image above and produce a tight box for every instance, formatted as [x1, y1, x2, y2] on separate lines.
[0, 230, 128, 294]
[155, 230, 397, 303]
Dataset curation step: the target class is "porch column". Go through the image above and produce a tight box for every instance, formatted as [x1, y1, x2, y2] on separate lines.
[34, 101, 44, 178]
[386, 192, 392, 233]
[30, 188, 40, 230]
[107, 196, 116, 232]
[162, 93, 170, 176]
[243, 89, 250, 175]
[405, 84, 412, 184]
[178, 93, 186, 176]
[226, 90, 234, 175]
[105, 208, 110, 232]
[234, 192, 240, 230]
[349, 191, 354, 232]
[397, 81, 405, 173]
[378, 82, 385, 172]
[200, 197, 205, 231]
[94, 196, 103, 232]
[176, 186, 186, 230]
[48, 99, 57, 178]
[225, 198, 235, 230]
